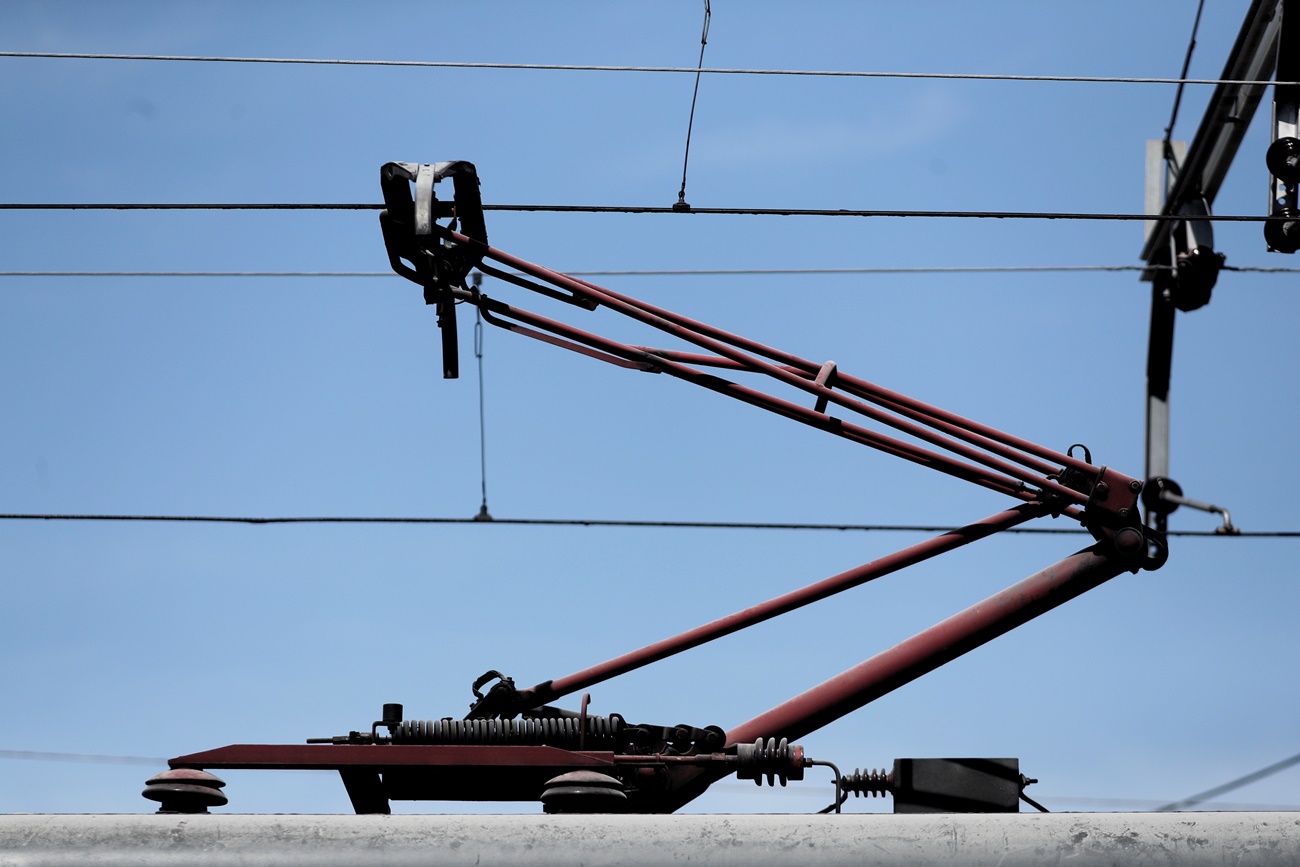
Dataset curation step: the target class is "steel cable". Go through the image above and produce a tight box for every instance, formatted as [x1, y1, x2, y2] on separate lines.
[1, 513, 1295, 536]
[1, 51, 1295, 87]
[0, 202, 1291, 221]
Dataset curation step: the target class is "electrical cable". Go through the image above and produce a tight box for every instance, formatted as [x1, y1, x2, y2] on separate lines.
[13, 264, 1300, 278]
[0, 749, 165, 766]
[675, 0, 711, 209]
[1, 51, 1295, 87]
[1, 513, 1295, 536]
[0, 265, 1218, 278]
[1162, 0, 1207, 149]
[0, 202, 1289, 221]
[0, 265, 1195, 278]
[1156, 751, 1300, 812]
[1221, 264, 1300, 273]
[1039, 795, 1300, 811]
[726, 783, 1300, 811]
[0, 203, 379, 210]
[1020, 792, 1050, 813]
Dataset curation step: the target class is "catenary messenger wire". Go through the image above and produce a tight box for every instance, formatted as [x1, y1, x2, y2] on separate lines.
[0, 202, 1291, 222]
[1, 51, 1296, 87]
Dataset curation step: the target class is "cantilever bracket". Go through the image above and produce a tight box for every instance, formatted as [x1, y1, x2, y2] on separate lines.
[1136, 0, 1283, 529]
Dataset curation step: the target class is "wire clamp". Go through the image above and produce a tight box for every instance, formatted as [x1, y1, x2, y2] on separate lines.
[812, 360, 838, 414]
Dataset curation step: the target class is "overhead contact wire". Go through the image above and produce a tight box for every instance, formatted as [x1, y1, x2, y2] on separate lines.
[473, 236, 1098, 479]
[17, 264, 1300, 278]
[1, 51, 1295, 86]
[1, 513, 1293, 536]
[1157, 751, 1300, 812]
[0, 202, 1290, 221]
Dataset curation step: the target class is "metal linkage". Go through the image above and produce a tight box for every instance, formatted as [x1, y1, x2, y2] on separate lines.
[467, 249, 1122, 509]
[468, 505, 1048, 718]
[379, 161, 487, 378]
[376, 164, 1147, 548]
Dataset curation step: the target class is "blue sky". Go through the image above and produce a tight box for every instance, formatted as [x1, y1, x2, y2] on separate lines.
[1, 1, 1298, 815]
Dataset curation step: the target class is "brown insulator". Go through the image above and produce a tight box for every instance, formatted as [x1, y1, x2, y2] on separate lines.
[540, 771, 627, 814]
[142, 768, 228, 814]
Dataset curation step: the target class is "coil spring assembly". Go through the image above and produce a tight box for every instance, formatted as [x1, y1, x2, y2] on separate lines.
[839, 767, 891, 798]
[392, 715, 625, 749]
[735, 737, 806, 787]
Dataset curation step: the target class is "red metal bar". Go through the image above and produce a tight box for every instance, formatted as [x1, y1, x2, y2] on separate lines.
[630, 346, 1138, 494]
[515, 503, 1048, 709]
[477, 295, 1040, 501]
[725, 542, 1127, 746]
[453, 236, 1128, 506]
[170, 745, 624, 809]
[494, 250, 1101, 476]
[474, 247, 1084, 487]
[169, 744, 617, 771]
[569, 274, 1119, 481]
[653, 542, 1128, 811]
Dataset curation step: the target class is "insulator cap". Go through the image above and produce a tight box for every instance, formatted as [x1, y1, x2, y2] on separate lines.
[142, 768, 228, 814]
[841, 767, 892, 798]
[735, 737, 805, 787]
[1266, 137, 1300, 186]
[1264, 208, 1300, 254]
[540, 771, 627, 814]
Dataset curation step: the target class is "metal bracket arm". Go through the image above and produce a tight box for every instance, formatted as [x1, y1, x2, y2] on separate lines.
[468, 504, 1049, 719]
[658, 541, 1137, 811]
[1266, 0, 1300, 252]
[1141, 0, 1285, 269]
[419, 226, 1144, 537]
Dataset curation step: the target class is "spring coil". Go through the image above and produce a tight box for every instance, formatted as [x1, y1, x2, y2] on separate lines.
[840, 767, 890, 798]
[391, 715, 624, 749]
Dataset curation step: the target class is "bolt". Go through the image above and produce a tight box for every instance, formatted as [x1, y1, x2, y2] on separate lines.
[1129, 480, 1143, 492]
[1094, 481, 1109, 500]
[1113, 526, 1144, 557]
[1117, 508, 1130, 519]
